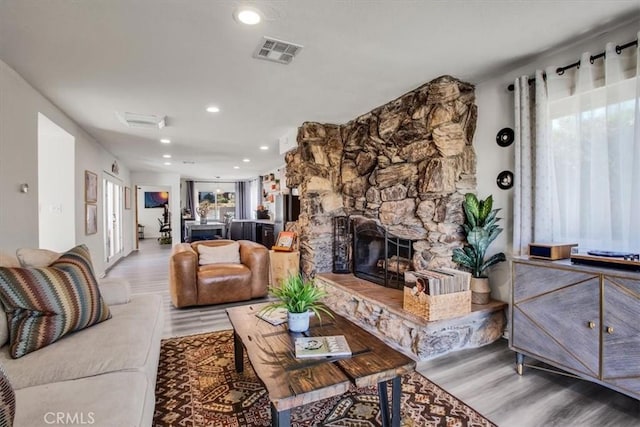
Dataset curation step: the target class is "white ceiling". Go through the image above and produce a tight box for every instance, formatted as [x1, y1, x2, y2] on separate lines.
[1, 0, 638, 180]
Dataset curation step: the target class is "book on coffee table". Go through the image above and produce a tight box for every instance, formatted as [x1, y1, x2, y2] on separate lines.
[294, 335, 352, 359]
[256, 307, 288, 326]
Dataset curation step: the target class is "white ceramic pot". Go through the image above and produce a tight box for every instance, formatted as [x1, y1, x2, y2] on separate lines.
[288, 311, 310, 332]
[470, 277, 491, 305]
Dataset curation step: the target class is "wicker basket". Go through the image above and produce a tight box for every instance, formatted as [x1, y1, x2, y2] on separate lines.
[403, 287, 471, 321]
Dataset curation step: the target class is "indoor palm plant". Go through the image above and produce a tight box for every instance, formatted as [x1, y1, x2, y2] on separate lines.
[452, 193, 506, 304]
[261, 274, 333, 332]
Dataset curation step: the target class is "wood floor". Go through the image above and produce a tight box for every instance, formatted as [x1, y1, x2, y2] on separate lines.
[106, 239, 639, 427]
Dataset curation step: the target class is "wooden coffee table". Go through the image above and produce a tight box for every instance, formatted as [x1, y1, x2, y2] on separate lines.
[226, 303, 415, 427]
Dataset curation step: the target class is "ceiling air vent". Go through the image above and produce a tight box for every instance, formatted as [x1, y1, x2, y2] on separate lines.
[116, 112, 166, 129]
[253, 36, 303, 64]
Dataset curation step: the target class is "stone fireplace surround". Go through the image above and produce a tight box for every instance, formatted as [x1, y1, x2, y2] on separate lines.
[284, 76, 506, 359]
[285, 75, 477, 277]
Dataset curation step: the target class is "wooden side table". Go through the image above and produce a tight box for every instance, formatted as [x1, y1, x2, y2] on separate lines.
[269, 250, 300, 286]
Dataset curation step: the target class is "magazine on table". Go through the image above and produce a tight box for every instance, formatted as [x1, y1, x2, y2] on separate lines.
[294, 335, 352, 359]
[256, 307, 288, 326]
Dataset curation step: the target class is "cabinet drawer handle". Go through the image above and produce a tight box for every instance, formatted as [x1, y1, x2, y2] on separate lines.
[606, 326, 614, 334]
[587, 321, 596, 329]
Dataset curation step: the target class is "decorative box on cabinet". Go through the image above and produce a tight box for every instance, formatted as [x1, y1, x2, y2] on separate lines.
[510, 258, 640, 400]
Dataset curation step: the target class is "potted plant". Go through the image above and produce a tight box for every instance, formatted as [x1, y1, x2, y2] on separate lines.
[261, 274, 333, 332]
[452, 193, 506, 304]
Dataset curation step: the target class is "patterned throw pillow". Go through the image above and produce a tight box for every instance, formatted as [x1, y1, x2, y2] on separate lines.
[0, 364, 15, 426]
[0, 244, 111, 358]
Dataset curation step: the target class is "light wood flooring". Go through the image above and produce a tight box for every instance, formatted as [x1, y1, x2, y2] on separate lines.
[106, 239, 639, 427]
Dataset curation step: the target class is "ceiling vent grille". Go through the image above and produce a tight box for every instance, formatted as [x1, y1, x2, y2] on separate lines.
[253, 36, 303, 64]
[117, 112, 166, 129]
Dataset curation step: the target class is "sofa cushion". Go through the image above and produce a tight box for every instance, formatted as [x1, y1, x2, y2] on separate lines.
[15, 248, 60, 268]
[0, 252, 19, 268]
[197, 241, 240, 265]
[0, 364, 15, 426]
[0, 245, 111, 358]
[197, 264, 252, 304]
[98, 277, 132, 306]
[14, 371, 151, 427]
[0, 295, 163, 390]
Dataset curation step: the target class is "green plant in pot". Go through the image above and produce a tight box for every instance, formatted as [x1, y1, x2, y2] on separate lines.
[452, 193, 506, 304]
[261, 273, 333, 332]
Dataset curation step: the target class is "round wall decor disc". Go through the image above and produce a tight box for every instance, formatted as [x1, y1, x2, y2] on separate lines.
[496, 128, 514, 147]
[496, 170, 514, 189]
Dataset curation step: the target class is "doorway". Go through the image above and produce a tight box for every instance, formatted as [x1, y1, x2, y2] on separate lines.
[103, 175, 123, 266]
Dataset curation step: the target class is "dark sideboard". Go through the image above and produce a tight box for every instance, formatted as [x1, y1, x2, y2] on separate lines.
[229, 219, 275, 248]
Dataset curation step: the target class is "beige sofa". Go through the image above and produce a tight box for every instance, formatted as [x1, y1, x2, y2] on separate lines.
[0, 253, 163, 427]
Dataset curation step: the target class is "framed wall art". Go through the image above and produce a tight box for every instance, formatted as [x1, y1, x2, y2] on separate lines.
[85, 204, 98, 235]
[272, 231, 296, 252]
[144, 191, 169, 208]
[85, 170, 98, 203]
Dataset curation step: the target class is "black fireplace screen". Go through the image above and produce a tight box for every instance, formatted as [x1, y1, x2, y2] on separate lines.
[351, 217, 413, 289]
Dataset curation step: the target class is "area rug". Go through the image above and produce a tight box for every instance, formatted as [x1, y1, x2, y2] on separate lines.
[154, 330, 496, 427]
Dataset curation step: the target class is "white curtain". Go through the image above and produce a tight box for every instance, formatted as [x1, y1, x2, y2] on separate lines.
[514, 33, 640, 253]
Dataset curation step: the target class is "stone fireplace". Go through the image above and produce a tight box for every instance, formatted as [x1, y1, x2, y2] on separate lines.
[286, 75, 477, 277]
[351, 216, 412, 289]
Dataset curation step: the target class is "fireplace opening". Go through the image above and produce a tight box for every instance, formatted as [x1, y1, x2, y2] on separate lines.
[351, 216, 413, 289]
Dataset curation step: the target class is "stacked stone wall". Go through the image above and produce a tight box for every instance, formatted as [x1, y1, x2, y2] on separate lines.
[285, 75, 477, 275]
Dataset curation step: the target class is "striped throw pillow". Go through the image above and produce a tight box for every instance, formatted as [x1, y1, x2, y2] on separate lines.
[0, 244, 111, 358]
[0, 364, 15, 426]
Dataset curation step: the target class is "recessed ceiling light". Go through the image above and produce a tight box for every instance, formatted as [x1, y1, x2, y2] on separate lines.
[164, 162, 171, 166]
[206, 106, 220, 113]
[235, 7, 261, 25]
[160, 138, 171, 144]
[242, 158, 250, 162]
[162, 154, 172, 158]
[259, 145, 269, 150]
[233, 166, 240, 169]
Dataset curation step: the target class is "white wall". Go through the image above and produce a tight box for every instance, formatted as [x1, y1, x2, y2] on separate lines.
[0, 59, 134, 276]
[37, 113, 75, 251]
[137, 185, 170, 239]
[474, 18, 640, 302]
[131, 172, 180, 245]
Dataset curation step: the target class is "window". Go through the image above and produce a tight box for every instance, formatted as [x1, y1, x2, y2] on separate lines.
[546, 74, 639, 252]
[195, 182, 236, 220]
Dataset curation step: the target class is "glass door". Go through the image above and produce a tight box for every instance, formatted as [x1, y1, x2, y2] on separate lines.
[103, 177, 123, 266]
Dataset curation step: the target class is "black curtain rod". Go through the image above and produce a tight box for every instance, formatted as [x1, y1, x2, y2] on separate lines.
[507, 38, 638, 91]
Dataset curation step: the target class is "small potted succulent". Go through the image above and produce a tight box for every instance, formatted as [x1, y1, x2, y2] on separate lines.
[261, 274, 333, 332]
[452, 193, 506, 304]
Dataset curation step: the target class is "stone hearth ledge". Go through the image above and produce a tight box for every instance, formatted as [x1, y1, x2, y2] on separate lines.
[316, 273, 506, 361]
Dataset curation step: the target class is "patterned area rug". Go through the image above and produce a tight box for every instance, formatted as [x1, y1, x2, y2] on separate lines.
[154, 330, 496, 427]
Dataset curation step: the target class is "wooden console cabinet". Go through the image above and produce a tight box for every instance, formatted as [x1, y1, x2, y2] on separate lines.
[510, 257, 640, 399]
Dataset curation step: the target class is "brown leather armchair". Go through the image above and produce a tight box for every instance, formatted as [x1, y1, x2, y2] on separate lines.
[169, 239, 269, 308]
